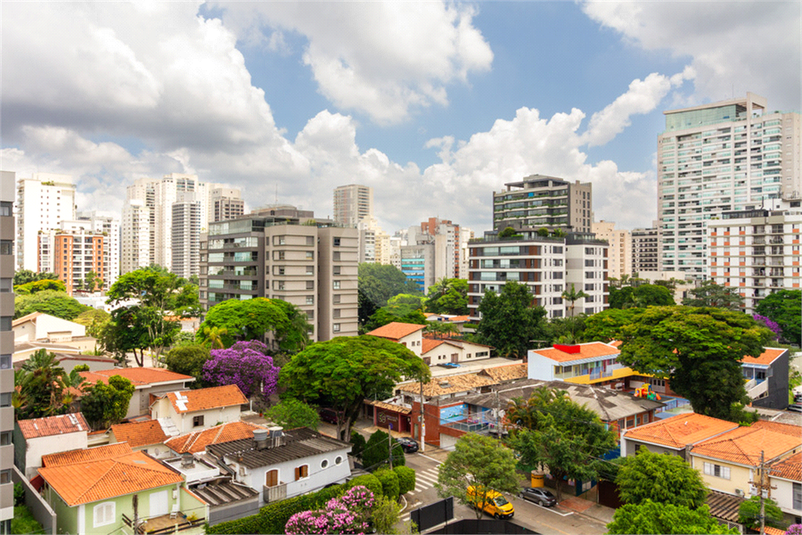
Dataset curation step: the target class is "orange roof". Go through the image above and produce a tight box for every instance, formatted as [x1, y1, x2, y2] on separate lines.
[109, 420, 168, 448]
[480, 364, 528, 383]
[397, 372, 495, 397]
[42, 443, 134, 467]
[80, 367, 194, 388]
[763, 528, 785, 535]
[692, 424, 802, 467]
[532, 342, 619, 363]
[366, 322, 425, 340]
[165, 421, 267, 454]
[38, 445, 183, 506]
[17, 413, 89, 439]
[623, 413, 739, 450]
[770, 451, 801, 482]
[610, 340, 623, 348]
[741, 347, 787, 366]
[162, 384, 248, 413]
[751, 420, 802, 437]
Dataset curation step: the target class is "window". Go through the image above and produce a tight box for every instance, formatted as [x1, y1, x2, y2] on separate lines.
[0, 355, 8, 370]
[333, 238, 341, 247]
[193, 415, 204, 427]
[295, 465, 309, 480]
[0, 470, 8, 485]
[306, 296, 314, 305]
[333, 281, 340, 289]
[0, 279, 10, 293]
[274, 251, 285, 261]
[306, 236, 315, 246]
[335, 456, 343, 465]
[793, 482, 801, 510]
[0, 393, 10, 408]
[265, 469, 279, 488]
[306, 281, 314, 290]
[0, 241, 11, 255]
[0, 432, 10, 446]
[321, 459, 329, 469]
[306, 251, 313, 260]
[333, 294, 341, 304]
[306, 266, 314, 275]
[333, 324, 341, 333]
[333, 252, 341, 261]
[703, 462, 731, 480]
[0, 202, 11, 217]
[333, 266, 341, 275]
[333, 309, 341, 319]
[93, 502, 115, 527]
[274, 266, 285, 275]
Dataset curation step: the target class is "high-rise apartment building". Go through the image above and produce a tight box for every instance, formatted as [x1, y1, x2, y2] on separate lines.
[199, 208, 358, 342]
[15, 173, 76, 271]
[657, 93, 802, 277]
[333, 184, 372, 228]
[38, 230, 105, 295]
[592, 221, 631, 280]
[121, 199, 151, 274]
[0, 170, 16, 530]
[171, 200, 201, 280]
[493, 174, 592, 233]
[400, 218, 464, 292]
[210, 187, 245, 222]
[631, 226, 660, 273]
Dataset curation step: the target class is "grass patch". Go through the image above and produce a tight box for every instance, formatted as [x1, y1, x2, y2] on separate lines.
[12, 505, 45, 535]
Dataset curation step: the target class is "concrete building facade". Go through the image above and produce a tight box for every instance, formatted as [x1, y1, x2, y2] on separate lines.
[38, 230, 105, 295]
[493, 174, 592, 233]
[592, 221, 631, 280]
[0, 170, 15, 529]
[631, 226, 660, 273]
[171, 200, 202, 280]
[333, 184, 372, 228]
[121, 199, 151, 274]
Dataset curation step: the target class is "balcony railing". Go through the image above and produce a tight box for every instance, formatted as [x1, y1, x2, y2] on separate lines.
[264, 482, 288, 504]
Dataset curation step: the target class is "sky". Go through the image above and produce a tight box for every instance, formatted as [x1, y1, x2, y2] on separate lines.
[1, 1, 800, 234]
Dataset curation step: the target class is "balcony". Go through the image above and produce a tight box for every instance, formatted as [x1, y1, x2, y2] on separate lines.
[122, 512, 205, 535]
[264, 482, 288, 504]
[564, 365, 640, 385]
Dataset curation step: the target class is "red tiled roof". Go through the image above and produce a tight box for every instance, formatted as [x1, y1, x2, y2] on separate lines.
[691, 425, 802, 467]
[165, 421, 267, 454]
[109, 420, 168, 448]
[162, 384, 248, 414]
[751, 420, 802, 437]
[38, 445, 183, 506]
[480, 364, 527, 382]
[623, 413, 739, 450]
[42, 443, 134, 467]
[741, 348, 787, 366]
[770, 452, 802, 482]
[80, 367, 194, 388]
[366, 322, 425, 340]
[532, 342, 619, 363]
[17, 413, 89, 439]
[610, 340, 623, 348]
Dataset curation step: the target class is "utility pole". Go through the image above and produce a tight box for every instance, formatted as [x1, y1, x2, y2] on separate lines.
[749, 449, 775, 535]
[132, 494, 139, 534]
[388, 423, 393, 469]
[419, 377, 425, 453]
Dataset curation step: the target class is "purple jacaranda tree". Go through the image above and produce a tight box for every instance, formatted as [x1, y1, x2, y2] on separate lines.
[787, 524, 802, 535]
[202, 340, 279, 400]
[285, 486, 375, 535]
[753, 313, 782, 340]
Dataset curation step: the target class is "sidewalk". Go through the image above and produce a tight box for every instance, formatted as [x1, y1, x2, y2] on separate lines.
[560, 496, 615, 525]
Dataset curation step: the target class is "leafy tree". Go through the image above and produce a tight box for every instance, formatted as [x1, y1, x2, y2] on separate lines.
[83, 270, 101, 293]
[163, 343, 210, 385]
[436, 434, 521, 519]
[280, 336, 430, 440]
[202, 340, 279, 401]
[80, 375, 135, 430]
[682, 279, 744, 310]
[383, 293, 426, 316]
[616, 447, 707, 509]
[99, 305, 156, 367]
[198, 297, 289, 348]
[73, 308, 111, 339]
[424, 322, 460, 337]
[350, 431, 367, 461]
[371, 495, 402, 535]
[394, 465, 416, 495]
[271, 299, 313, 355]
[582, 308, 638, 342]
[475, 281, 548, 358]
[265, 398, 320, 430]
[362, 430, 405, 471]
[498, 227, 518, 239]
[755, 289, 801, 345]
[13, 269, 59, 286]
[198, 325, 228, 349]
[426, 278, 469, 315]
[15, 349, 70, 419]
[374, 468, 401, 500]
[15, 290, 89, 320]
[536, 228, 549, 237]
[546, 315, 586, 345]
[610, 284, 674, 309]
[607, 500, 737, 535]
[358, 263, 420, 324]
[561, 283, 589, 317]
[506, 387, 617, 500]
[615, 306, 771, 422]
[738, 496, 785, 531]
[13, 278, 66, 294]
[364, 308, 428, 332]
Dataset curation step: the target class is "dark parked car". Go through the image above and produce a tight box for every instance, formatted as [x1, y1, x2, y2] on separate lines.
[788, 403, 802, 413]
[319, 408, 343, 424]
[395, 437, 419, 453]
[519, 487, 557, 507]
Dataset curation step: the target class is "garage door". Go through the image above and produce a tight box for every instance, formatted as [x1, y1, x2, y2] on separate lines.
[440, 434, 458, 451]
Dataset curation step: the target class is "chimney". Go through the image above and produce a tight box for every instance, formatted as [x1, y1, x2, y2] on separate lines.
[181, 453, 195, 468]
[253, 429, 269, 450]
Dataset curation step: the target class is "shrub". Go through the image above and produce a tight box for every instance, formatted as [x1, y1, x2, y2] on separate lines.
[11, 505, 43, 535]
[394, 465, 416, 495]
[285, 486, 375, 535]
[345, 474, 384, 499]
[362, 430, 405, 470]
[371, 495, 402, 535]
[374, 469, 400, 501]
[350, 431, 366, 461]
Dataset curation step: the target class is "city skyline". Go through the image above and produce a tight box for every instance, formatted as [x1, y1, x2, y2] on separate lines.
[2, 2, 800, 234]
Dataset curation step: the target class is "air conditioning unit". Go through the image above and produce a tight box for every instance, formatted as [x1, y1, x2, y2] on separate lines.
[735, 488, 744, 497]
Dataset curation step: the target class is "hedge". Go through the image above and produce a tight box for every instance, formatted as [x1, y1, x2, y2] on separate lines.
[208, 474, 384, 534]
[375, 469, 400, 501]
[394, 465, 416, 495]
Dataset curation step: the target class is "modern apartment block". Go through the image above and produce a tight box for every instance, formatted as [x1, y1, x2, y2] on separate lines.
[210, 187, 245, 222]
[38, 230, 105, 295]
[467, 231, 608, 320]
[657, 93, 802, 277]
[400, 243, 434, 292]
[121, 198, 151, 274]
[357, 216, 391, 264]
[0, 170, 16, 530]
[399, 218, 466, 292]
[199, 208, 358, 342]
[592, 221, 631, 280]
[493, 174, 592, 233]
[172, 200, 202, 280]
[708, 206, 802, 314]
[631, 226, 660, 273]
[15, 173, 76, 271]
[333, 184, 372, 228]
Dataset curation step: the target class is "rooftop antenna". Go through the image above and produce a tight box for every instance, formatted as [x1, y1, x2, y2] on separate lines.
[275, 183, 278, 205]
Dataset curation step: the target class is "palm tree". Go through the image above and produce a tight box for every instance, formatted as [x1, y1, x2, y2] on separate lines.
[60, 369, 87, 410]
[561, 284, 589, 318]
[199, 326, 228, 349]
[19, 349, 69, 418]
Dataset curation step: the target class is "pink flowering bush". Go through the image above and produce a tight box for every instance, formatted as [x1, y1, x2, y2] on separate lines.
[285, 486, 374, 535]
[202, 340, 279, 399]
[788, 525, 802, 535]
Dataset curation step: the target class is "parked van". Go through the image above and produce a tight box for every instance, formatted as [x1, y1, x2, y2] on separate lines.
[466, 486, 515, 519]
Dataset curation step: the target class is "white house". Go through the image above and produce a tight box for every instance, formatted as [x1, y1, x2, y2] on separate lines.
[206, 427, 352, 507]
[13, 413, 89, 479]
[366, 322, 425, 356]
[150, 384, 247, 435]
[13, 312, 86, 343]
[769, 451, 802, 522]
[420, 338, 492, 366]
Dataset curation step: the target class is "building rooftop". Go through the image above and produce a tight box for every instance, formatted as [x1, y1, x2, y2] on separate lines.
[81, 367, 194, 388]
[478, 364, 528, 383]
[396, 372, 497, 397]
[366, 322, 426, 341]
[17, 413, 89, 439]
[161, 384, 248, 414]
[769, 451, 801, 482]
[623, 413, 739, 450]
[741, 348, 787, 367]
[165, 421, 268, 454]
[109, 420, 169, 448]
[691, 422, 802, 466]
[42, 443, 134, 466]
[531, 342, 620, 364]
[189, 478, 258, 507]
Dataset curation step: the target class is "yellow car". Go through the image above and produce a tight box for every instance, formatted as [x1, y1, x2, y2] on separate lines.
[466, 485, 515, 519]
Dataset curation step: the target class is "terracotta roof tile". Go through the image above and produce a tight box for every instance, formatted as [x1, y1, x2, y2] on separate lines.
[110, 420, 169, 448]
[531, 342, 620, 363]
[764, 527, 786, 535]
[364, 400, 412, 415]
[769, 451, 802, 482]
[38, 446, 183, 506]
[741, 348, 787, 366]
[164, 421, 267, 454]
[397, 373, 495, 397]
[366, 322, 425, 340]
[691, 425, 802, 466]
[163, 384, 248, 413]
[752, 420, 802, 437]
[17, 413, 89, 439]
[80, 368, 194, 388]
[42, 443, 134, 466]
[623, 413, 739, 450]
[480, 364, 528, 383]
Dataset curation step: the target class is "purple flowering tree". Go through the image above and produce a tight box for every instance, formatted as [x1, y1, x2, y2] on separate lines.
[285, 486, 374, 535]
[753, 314, 782, 340]
[787, 524, 802, 535]
[201, 340, 279, 400]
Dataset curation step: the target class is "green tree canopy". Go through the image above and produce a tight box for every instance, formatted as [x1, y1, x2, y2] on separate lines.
[363, 308, 427, 333]
[362, 430, 405, 471]
[280, 336, 430, 440]
[738, 496, 785, 530]
[271, 299, 313, 356]
[607, 500, 737, 535]
[615, 306, 771, 422]
[383, 293, 427, 317]
[198, 297, 290, 348]
[80, 375, 136, 430]
[265, 398, 320, 431]
[475, 281, 548, 358]
[426, 278, 469, 315]
[73, 308, 111, 339]
[13, 278, 67, 295]
[582, 308, 638, 342]
[436, 434, 521, 519]
[163, 343, 210, 386]
[13, 269, 59, 286]
[99, 305, 157, 367]
[755, 289, 801, 345]
[609, 283, 675, 309]
[561, 283, 589, 317]
[358, 263, 420, 325]
[682, 279, 744, 310]
[616, 447, 707, 509]
[506, 387, 617, 500]
[14, 349, 70, 419]
[15, 290, 89, 320]
[498, 227, 518, 239]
